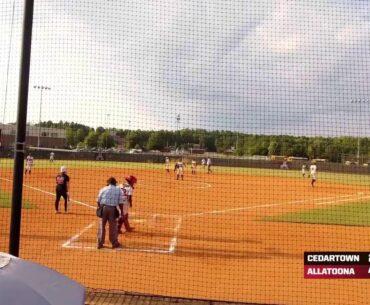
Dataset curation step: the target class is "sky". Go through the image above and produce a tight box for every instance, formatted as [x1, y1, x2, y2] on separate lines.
[0, 0, 370, 136]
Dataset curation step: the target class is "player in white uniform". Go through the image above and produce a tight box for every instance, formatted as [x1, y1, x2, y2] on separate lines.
[24, 153, 34, 175]
[165, 157, 170, 173]
[201, 158, 206, 169]
[118, 175, 137, 233]
[174, 159, 185, 180]
[206, 158, 212, 174]
[301, 164, 307, 177]
[191, 159, 197, 175]
[49, 152, 55, 162]
[309, 163, 317, 187]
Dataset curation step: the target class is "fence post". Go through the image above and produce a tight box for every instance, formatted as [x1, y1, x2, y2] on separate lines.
[9, 0, 35, 257]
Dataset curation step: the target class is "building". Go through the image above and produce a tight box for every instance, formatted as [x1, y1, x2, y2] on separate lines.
[0, 123, 66, 148]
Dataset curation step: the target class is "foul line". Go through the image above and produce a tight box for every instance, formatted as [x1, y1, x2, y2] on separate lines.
[0, 177, 96, 210]
[183, 193, 369, 218]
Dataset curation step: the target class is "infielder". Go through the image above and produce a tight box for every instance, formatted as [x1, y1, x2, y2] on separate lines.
[117, 175, 137, 233]
[174, 159, 185, 180]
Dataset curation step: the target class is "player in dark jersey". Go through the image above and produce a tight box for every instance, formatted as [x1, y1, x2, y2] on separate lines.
[55, 166, 70, 213]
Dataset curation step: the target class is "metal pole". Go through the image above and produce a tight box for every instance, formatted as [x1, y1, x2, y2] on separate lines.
[38, 88, 43, 147]
[9, 0, 35, 257]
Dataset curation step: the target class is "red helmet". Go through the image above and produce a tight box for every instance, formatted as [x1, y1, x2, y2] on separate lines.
[125, 175, 137, 186]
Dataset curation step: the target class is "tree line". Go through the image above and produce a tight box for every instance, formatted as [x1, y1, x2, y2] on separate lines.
[37, 120, 369, 162]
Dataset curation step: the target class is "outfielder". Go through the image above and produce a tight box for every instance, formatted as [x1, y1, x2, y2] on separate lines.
[301, 164, 307, 177]
[191, 159, 197, 175]
[117, 175, 137, 233]
[24, 153, 34, 175]
[165, 157, 170, 173]
[309, 162, 317, 187]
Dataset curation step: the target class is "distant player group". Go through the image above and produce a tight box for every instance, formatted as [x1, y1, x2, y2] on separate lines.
[301, 162, 317, 187]
[165, 156, 213, 180]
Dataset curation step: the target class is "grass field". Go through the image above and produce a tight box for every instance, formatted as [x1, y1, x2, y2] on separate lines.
[263, 201, 370, 226]
[0, 190, 36, 209]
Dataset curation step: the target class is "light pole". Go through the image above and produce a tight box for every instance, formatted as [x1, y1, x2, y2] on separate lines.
[351, 98, 369, 164]
[34, 85, 51, 148]
[176, 114, 180, 130]
[105, 113, 110, 148]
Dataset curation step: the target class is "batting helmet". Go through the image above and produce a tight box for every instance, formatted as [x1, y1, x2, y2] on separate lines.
[125, 175, 137, 186]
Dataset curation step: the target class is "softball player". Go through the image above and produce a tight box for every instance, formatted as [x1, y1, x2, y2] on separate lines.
[49, 152, 55, 162]
[206, 157, 212, 174]
[117, 175, 137, 233]
[301, 164, 307, 177]
[55, 166, 70, 213]
[174, 159, 185, 180]
[24, 153, 34, 175]
[165, 157, 170, 173]
[309, 162, 317, 187]
[191, 159, 197, 175]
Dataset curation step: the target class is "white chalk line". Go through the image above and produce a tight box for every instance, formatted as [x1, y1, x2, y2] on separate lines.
[0, 177, 96, 210]
[0, 177, 181, 254]
[183, 193, 369, 218]
[139, 180, 211, 190]
[169, 216, 183, 253]
[63, 215, 182, 254]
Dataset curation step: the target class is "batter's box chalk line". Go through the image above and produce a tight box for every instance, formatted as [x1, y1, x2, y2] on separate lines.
[62, 214, 182, 254]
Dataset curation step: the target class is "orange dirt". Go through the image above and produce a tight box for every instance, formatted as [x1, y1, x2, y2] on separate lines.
[0, 167, 369, 305]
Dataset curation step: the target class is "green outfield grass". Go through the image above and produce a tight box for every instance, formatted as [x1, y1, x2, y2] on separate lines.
[0, 190, 36, 209]
[262, 202, 370, 226]
[1, 158, 370, 186]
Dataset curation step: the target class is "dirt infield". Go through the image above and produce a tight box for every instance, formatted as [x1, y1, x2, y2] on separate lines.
[0, 166, 369, 305]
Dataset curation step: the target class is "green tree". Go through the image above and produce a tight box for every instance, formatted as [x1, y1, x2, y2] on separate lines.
[84, 130, 99, 148]
[98, 131, 115, 148]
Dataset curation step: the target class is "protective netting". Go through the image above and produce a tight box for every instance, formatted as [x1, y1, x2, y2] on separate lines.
[1, 1, 370, 305]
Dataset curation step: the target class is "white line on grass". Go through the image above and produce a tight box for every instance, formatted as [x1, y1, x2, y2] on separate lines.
[0, 177, 95, 209]
[183, 193, 369, 218]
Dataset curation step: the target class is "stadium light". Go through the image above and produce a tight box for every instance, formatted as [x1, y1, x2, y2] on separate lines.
[351, 99, 369, 163]
[33, 85, 51, 148]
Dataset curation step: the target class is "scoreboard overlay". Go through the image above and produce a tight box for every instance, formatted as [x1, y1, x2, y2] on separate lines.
[304, 252, 370, 279]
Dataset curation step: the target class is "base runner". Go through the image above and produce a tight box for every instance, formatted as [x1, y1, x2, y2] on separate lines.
[117, 175, 137, 233]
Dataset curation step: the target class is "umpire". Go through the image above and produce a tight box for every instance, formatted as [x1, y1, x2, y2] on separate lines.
[97, 177, 123, 249]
